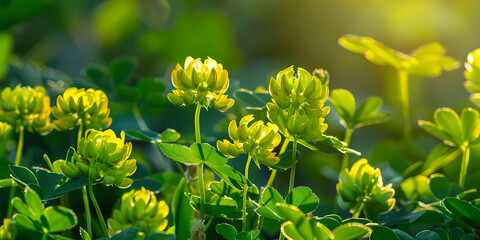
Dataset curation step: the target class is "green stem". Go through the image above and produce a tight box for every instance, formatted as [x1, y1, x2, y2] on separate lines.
[265, 170, 277, 188]
[42, 233, 48, 240]
[287, 139, 298, 204]
[242, 155, 252, 231]
[205, 216, 215, 230]
[7, 127, 25, 218]
[132, 104, 148, 131]
[198, 163, 206, 220]
[13, 127, 24, 166]
[398, 70, 411, 141]
[194, 103, 206, 221]
[195, 103, 202, 143]
[340, 128, 353, 172]
[82, 186, 92, 237]
[88, 178, 109, 238]
[459, 147, 470, 189]
[352, 201, 364, 218]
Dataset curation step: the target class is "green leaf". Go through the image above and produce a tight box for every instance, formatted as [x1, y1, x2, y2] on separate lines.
[160, 129, 181, 142]
[285, 187, 319, 214]
[281, 221, 305, 240]
[0, 30, 12, 80]
[233, 88, 270, 110]
[353, 96, 389, 127]
[49, 234, 75, 240]
[443, 197, 480, 230]
[126, 130, 162, 142]
[24, 187, 43, 216]
[257, 187, 283, 220]
[369, 224, 400, 240]
[448, 227, 465, 240]
[83, 64, 112, 92]
[109, 56, 137, 87]
[35, 170, 63, 197]
[432, 228, 448, 240]
[255, 206, 282, 221]
[393, 229, 415, 240]
[12, 214, 37, 231]
[80, 227, 91, 240]
[159, 143, 203, 164]
[316, 216, 340, 230]
[207, 164, 250, 190]
[422, 144, 462, 176]
[330, 89, 355, 128]
[187, 194, 238, 216]
[172, 178, 194, 240]
[235, 231, 253, 240]
[0, 178, 13, 188]
[44, 206, 77, 232]
[191, 143, 227, 166]
[461, 108, 480, 142]
[435, 108, 462, 144]
[275, 203, 305, 224]
[415, 230, 441, 240]
[332, 223, 371, 240]
[429, 175, 462, 199]
[47, 177, 88, 200]
[9, 165, 38, 186]
[216, 223, 237, 240]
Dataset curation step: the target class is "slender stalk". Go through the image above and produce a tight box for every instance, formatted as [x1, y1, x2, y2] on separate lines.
[265, 170, 277, 188]
[78, 123, 92, 236]
[205, 215, 215, 230]
[82, 186, 92, 236]
[398, 70, 411, 141]
[88, 178, 109, 238]
[132, 104, 148, 131]
[352, 201, 364, 218]
[42, 233, 48, 240]
[194, 103, 206, 220]
[459, 146, 470, 189]
[242, 155, 252, 231]
[287, 139, 298, 204]
[340, 128, 353, 172]
[7, 127, 25, 218]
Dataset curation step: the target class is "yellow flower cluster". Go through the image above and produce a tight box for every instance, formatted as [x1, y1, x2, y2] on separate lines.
[108, 187, 169, 238]
[267, 67, 330, 141]
[168, 57, 235, 111]
[217, 115, 281, 167]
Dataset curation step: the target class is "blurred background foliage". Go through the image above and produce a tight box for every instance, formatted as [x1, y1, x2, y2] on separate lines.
[1, 0, 480, 227]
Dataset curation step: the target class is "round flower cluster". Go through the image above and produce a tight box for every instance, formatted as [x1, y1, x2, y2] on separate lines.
[0, 85, 52, 135]
[107, 187, 169, 238]
[167, 57, 235, 111]
[267, 67, 330, 141]
[217, 115, 281, 167]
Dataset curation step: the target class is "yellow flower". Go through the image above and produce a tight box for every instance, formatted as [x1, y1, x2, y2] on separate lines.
[217, 114, 282, 167]
[337, 159, 395, 217]
[0, 85, 53, 135]
[108, 187, 169, 238]
[0, 218, 16, 240]
[55, 129, 136, 188]
[168, 57, 235, 111]
[0, 122, 12, 141]
[267, 67, 330, 141]
[53, 87, 112, 131]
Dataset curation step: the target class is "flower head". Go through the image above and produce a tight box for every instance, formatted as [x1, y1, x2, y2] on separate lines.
[217, 114, 281, 167]
[0, 122, 12, 141]
[108, 187, 169, 238]
[0, 85, 53, 135]
[168, 57, 235, 111]
[0, 218, 16, 240]
[337, 159, 395, 216]
[267, 67, 330, 140]
[56, 129, 136, 188]
[53, 87, 112, 131]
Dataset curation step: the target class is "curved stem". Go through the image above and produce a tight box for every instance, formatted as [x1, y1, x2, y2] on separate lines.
[287, 139, 298, 205]
[242, 155, 252, 231]
[459, 147, 470, 189]
[398, 70, 411, 141]
[352, 201, 364, 218]
[7, 127, 25, 218]
[198, 163, 206, 220]
[13, 127, 24, 166]
[340, 128, 353, 172]
[82, 186, 92, 237]
[132, 103, 148, 131]
[88, 178, 109, 238]
[205, 215, 215, 230]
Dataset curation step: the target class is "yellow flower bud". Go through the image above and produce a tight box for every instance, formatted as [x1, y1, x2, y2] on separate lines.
[0, 122, 12, 141]
[107, 187, 169, 238]
[0, 85, 53, 135]
[267, 67, 329, 141]
[58, 129, 136, 188]
[0, 218, 16, 240]
[218, 115, 281, 167]
[53, 87, 112, 131]
[168, 57, 235, 111]
[337, 159, 395, 217]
